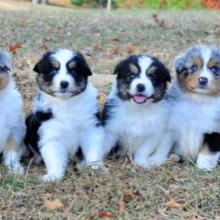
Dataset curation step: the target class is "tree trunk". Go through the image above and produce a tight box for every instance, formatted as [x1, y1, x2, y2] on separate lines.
[32, 0, 40, 4]
[107, 0, 111, 12]
[41, 0, 48, 4]
[32, 0, 48, 4]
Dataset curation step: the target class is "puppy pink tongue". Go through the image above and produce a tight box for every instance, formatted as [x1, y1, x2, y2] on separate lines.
[133, 95, 147, 104]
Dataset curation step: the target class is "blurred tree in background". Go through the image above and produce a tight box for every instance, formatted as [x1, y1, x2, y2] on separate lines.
[29, 0, 220, 9]
[32, 0, 48, 4]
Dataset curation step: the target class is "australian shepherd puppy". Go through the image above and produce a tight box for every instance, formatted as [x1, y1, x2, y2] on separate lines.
[25, 49, 105, 182]
[102, 55, 171, 169]
[0, 50, 26, 174]
[167, 45, 220, 170]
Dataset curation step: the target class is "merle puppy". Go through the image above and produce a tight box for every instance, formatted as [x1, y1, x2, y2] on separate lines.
[166, 45, 220, 170]
[0, 50, 26, 174]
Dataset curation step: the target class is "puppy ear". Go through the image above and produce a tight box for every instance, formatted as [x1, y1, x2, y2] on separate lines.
[75, 52, 92, 76]
[152, 57, 171, 82]
[33, 51, 53, 73]
[113, 60, 126, 75]
[33, 61, 40, 73]
[113, 62, 121, 75]
[162, 67, 171, 82]
[175, 55, 187, 75]
[0, 50, 12, 71]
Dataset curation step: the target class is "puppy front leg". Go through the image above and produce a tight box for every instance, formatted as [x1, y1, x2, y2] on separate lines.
[133, 138, 158, 169]
[80, 127, 106, 170]
[196, 147, 220, 171]
[197, 133, 220, 171]
[40, 141, 68, 182]
[148, 132, 174, 168]
[3, 138, 24, 175]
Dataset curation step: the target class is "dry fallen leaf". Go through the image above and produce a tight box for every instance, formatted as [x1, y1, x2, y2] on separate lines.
[123, 192, 133, 203]
[98, 211, 114, 218]
[94, 44, 102, 51]
[9, 42, 22, 54]
[40, 42, 49, 50]
[164, 199, 183, 209]
[111, 37, 120, 42]
[44, 199, 64, 211]
[119, 201, 125, 212]
[111, 47, 121, 55]
[127, 44, 137, 54]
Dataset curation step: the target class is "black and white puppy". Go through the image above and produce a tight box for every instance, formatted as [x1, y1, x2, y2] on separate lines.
[0, 50, 26, 174]
[166, 45, 220, 170]
[25, 49, 105, 182]
[102, 55, 171, 169]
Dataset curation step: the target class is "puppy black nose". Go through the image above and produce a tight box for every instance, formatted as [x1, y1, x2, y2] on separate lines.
[136, 84, 145, 93]
[199, 77, 208, 86]
[60, 81, 69, 89]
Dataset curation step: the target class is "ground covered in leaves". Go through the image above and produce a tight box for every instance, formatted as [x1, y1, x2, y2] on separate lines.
[1, 1, 220, 219]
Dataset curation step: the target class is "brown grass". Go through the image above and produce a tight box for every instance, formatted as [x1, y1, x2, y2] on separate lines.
[1, 2, 220, 219]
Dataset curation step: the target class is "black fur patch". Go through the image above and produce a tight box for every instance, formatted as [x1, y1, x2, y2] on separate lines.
[24, 110, 53, 155]
[33, 51, 57, 83]
[114, 55, 140, 101]
[94, 111, 102, 127]
[101, 99, 118, 125]
[149, 57, 171, 102]
[204, 132, 220, 152]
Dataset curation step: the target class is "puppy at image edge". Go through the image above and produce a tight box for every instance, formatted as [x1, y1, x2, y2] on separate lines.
[0, 50, 26, 175]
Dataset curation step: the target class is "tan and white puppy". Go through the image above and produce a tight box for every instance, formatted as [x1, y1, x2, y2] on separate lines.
[0, 50, 26, 174]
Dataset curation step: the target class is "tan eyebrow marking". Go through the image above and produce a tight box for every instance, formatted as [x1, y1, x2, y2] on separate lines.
[208, 59, 218, 68]
[68, 60, 76, 69]
[129, 64, 138, 74]
[147, 66, 157, 75]
[193, 57, 202, 68]
[51, 60, 60, 69]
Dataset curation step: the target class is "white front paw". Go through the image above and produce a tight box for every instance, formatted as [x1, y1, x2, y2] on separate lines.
[148, 156, 167, 168]
[133, 157, 151, 169]
[77, 160, 86, 171]
[8, 163, 25, 175]
[41, 173, 63, 182]
[196, 155, 217, 171]
[78, 161, 109, 175]
[88, 161, 104, 170]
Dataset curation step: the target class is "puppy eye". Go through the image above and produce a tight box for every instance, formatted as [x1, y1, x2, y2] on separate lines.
[210, 66, 218, 76]
[68, 61, 76, 69]
[50, 61, 60, 70]
[191, 64, 198, 73]
[129, 74, 136, 79]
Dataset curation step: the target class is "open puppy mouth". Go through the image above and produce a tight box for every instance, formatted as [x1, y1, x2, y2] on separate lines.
[132, 94, 148, 104]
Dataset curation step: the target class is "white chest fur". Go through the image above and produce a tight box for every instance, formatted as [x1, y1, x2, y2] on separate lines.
[110, 99, 170, 154]
[169, 93, 220, 160]
[33, 82, 99, 148]
[0, 83, 23, 129]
